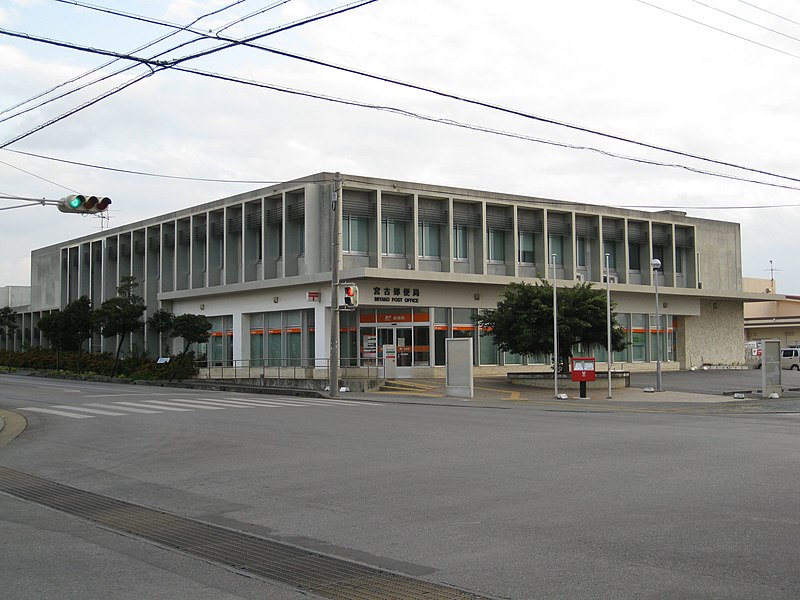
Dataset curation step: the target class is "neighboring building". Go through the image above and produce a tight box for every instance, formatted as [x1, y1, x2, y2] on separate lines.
[3, 172, 770, 375]
[744, 277, 800, 348]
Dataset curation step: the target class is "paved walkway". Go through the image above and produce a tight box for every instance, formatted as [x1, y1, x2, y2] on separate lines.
[351, 376, 800, 414]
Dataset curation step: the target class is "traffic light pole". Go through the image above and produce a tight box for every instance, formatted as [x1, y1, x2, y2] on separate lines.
[328, 173, 343, 398]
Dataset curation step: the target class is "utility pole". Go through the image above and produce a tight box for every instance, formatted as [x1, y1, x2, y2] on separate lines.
[328, 173, 343, 397]
[552, 253, 559, 399]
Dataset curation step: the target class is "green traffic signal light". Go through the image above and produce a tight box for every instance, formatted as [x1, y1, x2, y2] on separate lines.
[58, 194, 111, 214]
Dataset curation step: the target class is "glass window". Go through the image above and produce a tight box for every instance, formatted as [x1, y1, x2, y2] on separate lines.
[249, 313, 264, 365]
[418, 223, 441, 258]
[413, 325, 430, 366]
[629, 242, 641, 271]
[504, 352, 523, 365]
[653, 244, 665, 265]
[577, 238, 587, 268]
[382, 220, 405, 255]
[519, 231, 535, 264]
[479, 330, 499, 364]
[676, 248, 685, 274]
[549, 234, 564, 266]
[453, 225, 468, 260]
[488, 229, 505, 262]
[603, 240, 616, 270]
[344, 216, 369, 253]
[631, 313, 647, 361]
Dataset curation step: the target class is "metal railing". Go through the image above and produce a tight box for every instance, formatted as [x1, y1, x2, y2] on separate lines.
[194, 357, 383, 385]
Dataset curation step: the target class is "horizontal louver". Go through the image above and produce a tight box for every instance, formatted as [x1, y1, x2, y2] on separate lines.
[452, 202, 481, 227]
[106, 245, 117, 259]
[162, 231, 175, 248]
[547, 213, 571, 235]
[193, 224, 206, 242]
[381, 197, 412, 221]
[245, 211, 262, 229]
[652, 224, 671, 245]
[265, 206, 282, 225]
[517, 210, 543, 233]
[210, 221, 224, 238]
[486, 206, 512, 230]
[627, 222, 649, 243]
[602, 219, 624, 241]
[227, 217, 242, 234]
[287, 200, 305, 221]
[343, 193, 376, 218]
[417, 200, 448, 224]
[120, 243, 131, 257]
[178, 228, 191, 244]
[575, 217, 598, 238]
[675, 227, 694, 248]
[133, 239, 145, 254]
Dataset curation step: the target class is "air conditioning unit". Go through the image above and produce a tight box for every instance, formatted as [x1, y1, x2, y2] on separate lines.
[575, 272, 585, 282]
[603, 275, 618, 284]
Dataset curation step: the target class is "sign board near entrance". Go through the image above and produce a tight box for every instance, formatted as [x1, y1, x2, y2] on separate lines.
[373, 286, 421, 304]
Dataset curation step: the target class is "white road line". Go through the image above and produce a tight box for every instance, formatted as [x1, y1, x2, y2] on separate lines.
[85, 403, 161, 414]
[221, 397, 315, 407]
[160, 398, 255, 409]
[114, 401, 194, 412]
[17, 407, 94, 419]
[144, 400, 225, 410]
[53, 405, 130, 416]
[227, 396, 368, 407]
[84, 393, 168, 398]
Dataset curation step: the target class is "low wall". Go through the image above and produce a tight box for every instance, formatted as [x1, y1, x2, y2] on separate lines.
[508, 371, 630, 389]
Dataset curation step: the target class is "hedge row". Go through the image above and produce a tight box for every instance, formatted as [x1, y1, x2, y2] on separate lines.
[0, 349, 197, 380]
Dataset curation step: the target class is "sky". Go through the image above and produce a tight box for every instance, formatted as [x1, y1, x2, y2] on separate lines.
[1, 0, 799, 292]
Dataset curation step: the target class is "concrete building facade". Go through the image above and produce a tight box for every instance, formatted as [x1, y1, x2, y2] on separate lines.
[2, 172, 766, 375]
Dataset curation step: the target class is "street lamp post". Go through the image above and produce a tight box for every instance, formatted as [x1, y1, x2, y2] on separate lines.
[552, 253, 559, 398]
[605, 253, 612, 399]
[651, 258, 663, 392]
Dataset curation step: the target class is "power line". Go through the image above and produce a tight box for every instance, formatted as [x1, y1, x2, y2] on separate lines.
[1, 1, 287, 126]
[3, 149, 281, 184]
[1, 0, 253, 119]
[734, 0, 800, 30]
[6, 20, 800, 191]
[686, 0, 800, 46]
[0, 0, 381, 148]
[635, 0, 800, 61]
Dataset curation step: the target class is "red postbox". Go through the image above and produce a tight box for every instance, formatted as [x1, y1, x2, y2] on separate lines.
[571, 357, 596, 382]
[571, 357, 596, 399]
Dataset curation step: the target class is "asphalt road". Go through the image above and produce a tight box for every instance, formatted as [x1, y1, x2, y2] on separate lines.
[2, 373, 800, 599]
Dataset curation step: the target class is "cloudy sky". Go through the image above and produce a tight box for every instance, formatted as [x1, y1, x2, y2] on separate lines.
[1, 0, 798, 292]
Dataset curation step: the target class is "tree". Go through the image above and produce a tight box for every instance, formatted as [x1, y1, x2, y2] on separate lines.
[94, 276, 146, 376]
[169, 313, 212, 381]
[0, 306, 18, 342]
[38, 296, 96, 352]
[476, 281, 627, 373]
[147, 309, 175, 356]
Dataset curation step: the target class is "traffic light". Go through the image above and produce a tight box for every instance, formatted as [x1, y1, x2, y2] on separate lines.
[57, 194, 112, 214]
[339, 284, 359, 309]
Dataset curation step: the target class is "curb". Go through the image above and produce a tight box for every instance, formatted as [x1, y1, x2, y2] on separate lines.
[0, 409, 27, 446]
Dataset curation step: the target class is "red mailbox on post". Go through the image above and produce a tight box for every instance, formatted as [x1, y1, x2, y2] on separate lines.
[571, 357, 596, 399]
[571, 357, 596, 382]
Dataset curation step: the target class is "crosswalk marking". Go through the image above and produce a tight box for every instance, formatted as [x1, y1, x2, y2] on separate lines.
[143, 400, 226, 410]
[16, 395, 377, 422]
[85, 403, 161, 414]
[53, 405, 130, 416]
[113, 401, 194, 412]
[156, 398, 254, 409]
[18, 407, 94, 419]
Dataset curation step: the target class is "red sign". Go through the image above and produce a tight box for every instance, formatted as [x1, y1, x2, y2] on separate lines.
[571, 357, 597, 382]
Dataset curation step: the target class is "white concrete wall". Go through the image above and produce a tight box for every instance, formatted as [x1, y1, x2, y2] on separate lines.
[680, 300, 744, 367]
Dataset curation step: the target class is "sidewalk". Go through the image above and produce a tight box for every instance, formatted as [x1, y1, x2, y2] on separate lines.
[349, 376, 800, 414]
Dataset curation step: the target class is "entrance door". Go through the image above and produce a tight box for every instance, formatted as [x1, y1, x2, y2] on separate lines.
[377, 326, 414, 375]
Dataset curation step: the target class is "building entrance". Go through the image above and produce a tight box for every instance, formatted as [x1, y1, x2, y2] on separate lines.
[359, 308, 430, 377]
